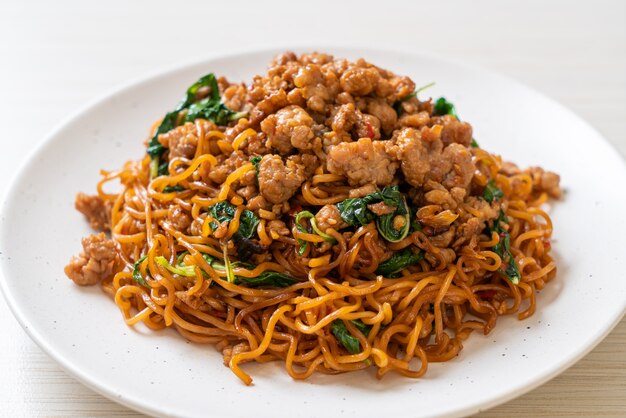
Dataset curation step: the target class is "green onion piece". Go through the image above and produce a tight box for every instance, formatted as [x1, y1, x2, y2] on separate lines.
[154, 256, 196, 277]
[295, 211, 336, 242]
[222, 246, 235, 283]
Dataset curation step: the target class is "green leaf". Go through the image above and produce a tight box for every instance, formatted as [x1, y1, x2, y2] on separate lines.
[409, 206, 422, 232]
[202, 253, 216, 266]
[336, 195, 376, 226]
[489, 210, 521, 284]
[350, 319, 372, 337]
[181, 73, 221, 106]
[484, 179, 504, 203]
[375, 193, 410, 243]
[162, 185, 185, 193]
[182, 73, 246, 125]
[250, 156, 262, 175]
[132, 255, 149, 286]
[234, 271, 298, 288]
[471, 138, 479, 148]
[375, 249, 423, 278]
[185, 98, 247, 126]
[206, 201, 263, 261]
[208, 201, 260, 240]
[331, 321, 360, 354]
[433, 97, 459, 118]
[337, 186, 399, 226]
[331, 320, 371, 354]
[336, 185, 411, 243]
[157, 158, 169, 177]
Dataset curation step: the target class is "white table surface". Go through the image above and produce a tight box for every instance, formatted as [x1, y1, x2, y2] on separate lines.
[0, 0, 624, 416]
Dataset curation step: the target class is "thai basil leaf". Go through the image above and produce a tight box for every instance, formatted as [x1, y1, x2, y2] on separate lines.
[433, 97, 459, 118]
[185, 99, 246, 126]
[181, 73, 246, 125]
[250, 156, 262, 175]
[375, 249, 423, 278]
[234, 271, 298, 288]
[336, 186, 401, 226]
[336, 197, 376, 226]
[162, 185, 185, 193]
[484, 179, 504, 203]
[208, 201, 260, 239]
[409, 206, 422, 232]
[489, 210, 521, 284]
[350, 319, 372, 337]
[183, 73, 220, 105]
[132, 255, 149, 286]
[331, 320, 372, 354]
[336, 185, 410, 243]
[207, 201, 263, 260]
[376, 194, 410, 243]
[332, 321, 360, 354]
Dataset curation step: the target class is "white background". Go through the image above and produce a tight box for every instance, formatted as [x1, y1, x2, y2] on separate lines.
[0, 0, 624, 416]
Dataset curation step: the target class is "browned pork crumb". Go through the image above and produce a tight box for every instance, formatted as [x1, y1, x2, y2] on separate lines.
[208, 151, 248, 184]
[452, 197, 500, 247]
[167, 205, 192, 232]
[258, 155, 305, 204]
[527, 167, 562, 198]
[326, 137, 398, 186]
[315, 204, 349, 232]
[349, 184, 378, 199]
[64, 233, 120, 286]
[267, 220, 290, 237]
[430, 115, 473, 147]
[175, 291, 205, 311]
[366, 98, 397, 134]
[435, 144, 476, 190]
[261, 105, 315, 155]
[367, 201, 396, 216]
[75, 193, 112, 231]
[222, 83, 248, 112]
[339, 67, 380, 96]
[394, 127, 475, 191]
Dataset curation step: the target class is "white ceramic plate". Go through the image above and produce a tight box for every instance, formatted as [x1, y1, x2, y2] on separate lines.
[1, 47, 625, 418]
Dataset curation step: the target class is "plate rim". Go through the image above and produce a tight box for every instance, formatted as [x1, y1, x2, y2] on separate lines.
[0, 43, 625, 418]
